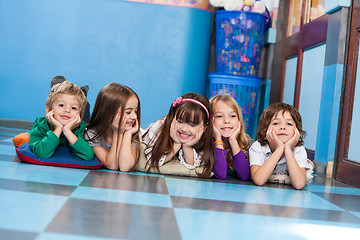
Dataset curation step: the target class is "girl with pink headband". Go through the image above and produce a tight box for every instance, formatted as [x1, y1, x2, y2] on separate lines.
[142, 92, 215, 177]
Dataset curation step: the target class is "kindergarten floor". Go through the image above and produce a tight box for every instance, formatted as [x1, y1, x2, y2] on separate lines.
[1, 125, 360, 240]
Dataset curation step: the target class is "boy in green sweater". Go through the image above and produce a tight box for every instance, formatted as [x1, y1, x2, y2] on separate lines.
[29, 81, 94, 160]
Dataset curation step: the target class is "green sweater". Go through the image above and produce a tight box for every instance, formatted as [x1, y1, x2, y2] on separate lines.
[29, 117, 94, 160]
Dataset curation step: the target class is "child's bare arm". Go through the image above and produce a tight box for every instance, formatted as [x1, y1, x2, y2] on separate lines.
[94, 130, 121, 170]
[118, 120, 139, 172]
[251, 148, 283, 186]
[163, 143, 182, 163]
[284, 128, 307, 189]
[164, 120, 182, 163]
[251, 127, 284, 186]
[284, 148, 307, 189]
[182, 125, 204, 166]
[181, 146, 195, 166]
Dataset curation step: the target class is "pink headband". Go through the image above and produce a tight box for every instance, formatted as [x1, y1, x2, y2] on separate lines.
[172, 97, 209, 119]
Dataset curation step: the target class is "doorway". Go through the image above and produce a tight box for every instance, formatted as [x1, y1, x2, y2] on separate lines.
[336, 0, 360, 188]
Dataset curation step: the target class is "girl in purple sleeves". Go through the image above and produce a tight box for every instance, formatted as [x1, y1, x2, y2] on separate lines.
[210, 95, 251, 180]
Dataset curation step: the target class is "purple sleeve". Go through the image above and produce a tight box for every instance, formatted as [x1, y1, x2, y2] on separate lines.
[213, 148, 228, 179]
[233, 149, 251, 181]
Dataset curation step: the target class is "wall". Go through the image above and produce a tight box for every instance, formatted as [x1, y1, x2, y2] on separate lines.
[0, 0, 213, 128]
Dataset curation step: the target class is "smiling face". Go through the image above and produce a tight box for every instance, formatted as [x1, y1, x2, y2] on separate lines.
[269, 111, 296, 143]
[119, 95, 139, 132]
[47, 93, 80, 126]
[173, 113, 205, 144]
[213, 100, 240, 138]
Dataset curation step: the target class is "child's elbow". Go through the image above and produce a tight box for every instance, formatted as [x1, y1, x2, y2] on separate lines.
[292, 181, 306, 190]
[78, 152, 94, 161]
[254, 181, 266, 187]
[237, 171, 251, 181]
[103, 161, 118, 171]
[107, 165, 118, 171]
[214, 172, 227, 180]
[119, 162, 135, 172]
[251, 177, 267, 186]
[239, 175, 251, 181]
[119, 166, 132, 172]
[33, 149, 53, 159]
[83, 154, 94, 161]
[77, 148, 94, 161]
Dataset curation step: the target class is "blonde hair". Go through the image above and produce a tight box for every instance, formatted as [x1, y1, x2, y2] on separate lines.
[46, 81, 87, 118]
[210, 95, 250, 168]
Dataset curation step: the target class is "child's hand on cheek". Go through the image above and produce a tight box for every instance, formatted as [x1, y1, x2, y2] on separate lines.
[229, 122, 241, 142]
[212, 122, 222, 140]
[266, 127, 284, 151]
[183, 125, 204, 147]
[285, 127, 300, 149]
[127, 119, 139, 135]
[170, 119, 181, 144]
[111, 112, 121, 132]
[46, 110, 63, 131]
[119, 115, 128, 134]
[63, 113, 81, 132]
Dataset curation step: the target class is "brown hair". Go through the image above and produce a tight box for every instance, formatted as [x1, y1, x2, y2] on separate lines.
[256, 102, 306, 146]
[46, 81, 87, 118]
[210, 95, 251, 169]
[86, 83, 141, 171]
[144, 92, 215, 178]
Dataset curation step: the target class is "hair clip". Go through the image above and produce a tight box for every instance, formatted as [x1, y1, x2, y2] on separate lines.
[172, 97, 183, 107]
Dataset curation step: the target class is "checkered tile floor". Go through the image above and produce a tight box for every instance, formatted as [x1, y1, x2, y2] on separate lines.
[1, 126, 360, 240]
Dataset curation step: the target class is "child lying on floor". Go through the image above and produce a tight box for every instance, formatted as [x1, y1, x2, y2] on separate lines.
[28, 80, 94, 160]
[249, 102, 313, 190]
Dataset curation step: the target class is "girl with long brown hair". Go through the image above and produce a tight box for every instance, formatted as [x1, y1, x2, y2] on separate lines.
[85, 83, 141, 171]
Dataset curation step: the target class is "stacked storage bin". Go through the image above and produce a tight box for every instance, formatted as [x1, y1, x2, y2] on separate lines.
[209, 10, 266, 134]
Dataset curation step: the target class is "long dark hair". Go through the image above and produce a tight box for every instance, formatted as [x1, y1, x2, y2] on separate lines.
[86, 82, 141, 171]
[144, 92, 215, 178]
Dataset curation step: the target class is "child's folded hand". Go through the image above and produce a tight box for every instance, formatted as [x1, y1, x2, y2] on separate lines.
[63, 114, 81, 132]
[266, 127, 284, 151]
[46, 110, 63, 130]
[170, 119, 181, 144]
[127, 119, 139, 135]
[285, 127, 300, 149]
[229, 122, 241, 142]
[111, 112, 122, 132]
[183, 125, 204, 147]
[212, 122, 222, 140]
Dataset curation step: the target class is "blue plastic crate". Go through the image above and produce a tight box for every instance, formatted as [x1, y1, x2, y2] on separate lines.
[215, 10, 266, 76]
[209, 73, 262, 134]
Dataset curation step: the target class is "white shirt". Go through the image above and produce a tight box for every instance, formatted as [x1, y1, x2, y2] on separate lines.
[249, 140, 310, 174]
